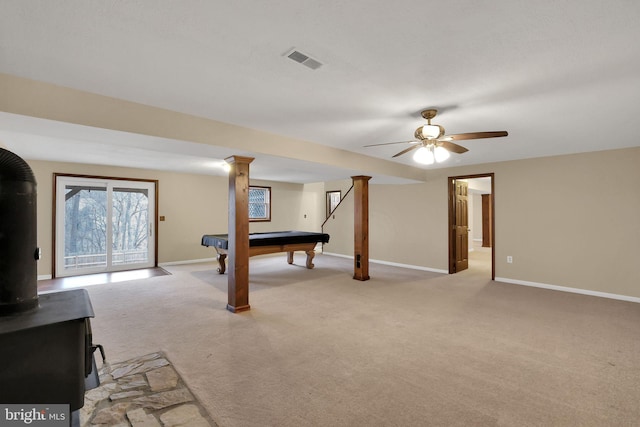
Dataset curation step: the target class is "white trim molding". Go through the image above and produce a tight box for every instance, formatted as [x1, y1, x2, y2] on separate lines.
[371, 258, 448, 274]
[322, 252, 448, 274]
[321, 252, 351, 260]
[37, 274, 53, 281]
[495, 277, 640, 304]
[159, 258, 215, 267]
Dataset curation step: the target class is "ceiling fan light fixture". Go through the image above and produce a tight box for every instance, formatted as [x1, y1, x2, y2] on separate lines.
[413, 146, 435, 165]
[420, 124, 443, 139]
[365, 107, 508, 163]
[434, 146, 450, 162]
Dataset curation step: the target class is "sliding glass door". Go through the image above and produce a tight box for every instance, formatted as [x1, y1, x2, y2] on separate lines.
[55, 176, 156, 277]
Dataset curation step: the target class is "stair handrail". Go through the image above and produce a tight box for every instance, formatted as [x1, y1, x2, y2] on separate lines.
[321, 184, 353, 230]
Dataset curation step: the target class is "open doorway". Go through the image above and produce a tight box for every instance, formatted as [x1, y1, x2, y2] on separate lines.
[448, 173, 494, 279]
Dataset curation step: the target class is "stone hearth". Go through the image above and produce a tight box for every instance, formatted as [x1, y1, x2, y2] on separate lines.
[82, 352, 217, 426]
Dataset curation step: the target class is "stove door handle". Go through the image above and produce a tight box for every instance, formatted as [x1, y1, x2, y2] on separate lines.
[91, 344, 106, 363]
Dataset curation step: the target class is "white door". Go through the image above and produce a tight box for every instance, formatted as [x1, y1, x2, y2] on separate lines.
[55, 176, 156, 277]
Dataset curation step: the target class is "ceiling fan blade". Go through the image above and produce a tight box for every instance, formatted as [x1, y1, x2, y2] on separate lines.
[439, 140, 468, 154]
[445, 131, 508, 141]
[363, 140, 419, 147]
[392, 144, 421, 158]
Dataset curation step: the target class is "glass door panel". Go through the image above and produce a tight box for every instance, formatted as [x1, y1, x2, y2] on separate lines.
[63, 184, 108, 272]
[56, 176, 156, 277]
[112, 187, 150, 267]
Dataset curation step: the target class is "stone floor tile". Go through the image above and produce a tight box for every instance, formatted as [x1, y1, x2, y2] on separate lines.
[131, 388, 193, 410]
[83, 352, 214, 427]
[86, 382, 117, 401]
[119, 374, 148, 390]
[91, 402, 132, 425]
[111, 358, 170, 379]
[110, 390, 145, 401]
[127, 408, 161, 427]
[146, 365, 179, 391]
[160, 404, 211, 427]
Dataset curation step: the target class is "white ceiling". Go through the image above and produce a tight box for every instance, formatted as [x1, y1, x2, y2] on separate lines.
[1, 1, 639, 183]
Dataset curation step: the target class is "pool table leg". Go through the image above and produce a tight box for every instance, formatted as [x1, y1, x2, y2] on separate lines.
[305, 250, 316, 269]
[217, 253, 227, 274]
[289, 251, 316, 268]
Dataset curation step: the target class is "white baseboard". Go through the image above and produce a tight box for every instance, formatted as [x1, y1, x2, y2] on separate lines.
[37, 274, 52, 281]
[158, 254, 639, 304]
[322, 252, 448, 274]
[322, 252, 352, 260]
[495, 277, 640, 304]
[371, 258, 448, 274]
[159, 258, 215, 267]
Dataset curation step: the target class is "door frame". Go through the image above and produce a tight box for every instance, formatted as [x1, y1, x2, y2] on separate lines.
[53, 173, 159, 278]
[448, 173, 495, 279]
[325, 190, 341, 218]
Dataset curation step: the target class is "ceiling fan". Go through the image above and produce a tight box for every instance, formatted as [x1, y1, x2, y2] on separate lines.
[364, 109, 508, 164]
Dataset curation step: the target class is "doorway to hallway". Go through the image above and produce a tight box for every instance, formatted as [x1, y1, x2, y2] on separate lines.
[448, 173, 494, 279]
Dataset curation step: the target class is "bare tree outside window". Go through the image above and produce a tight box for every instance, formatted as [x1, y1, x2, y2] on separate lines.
[64, 186, 107, 268]
[56, 175, 156, 276]
[112, 187, 149, 265]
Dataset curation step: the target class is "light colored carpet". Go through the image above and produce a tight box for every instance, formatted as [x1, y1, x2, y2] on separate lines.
[85, 253, 640, 426]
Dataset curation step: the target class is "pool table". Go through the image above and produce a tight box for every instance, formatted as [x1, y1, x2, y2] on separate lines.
[201, 231, 330, 274]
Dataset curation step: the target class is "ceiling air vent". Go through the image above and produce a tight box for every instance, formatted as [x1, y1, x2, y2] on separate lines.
[286, 49, 323, 70]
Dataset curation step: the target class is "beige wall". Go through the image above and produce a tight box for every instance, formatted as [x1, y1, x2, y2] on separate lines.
[0, 73, 426, 183]
[24, 147, 640, 299]
[369, 182, 449, 269]
[4, 74, 638, 298]
[321, 179, 354, 255]
[471, 193, 483, 242]
[488, 147, 639, 298]
[249, 179, 324, 234]
[28, 160, 329, 277]
[324, 147, 640, 298]
[324, 179, 353, 201]
[7, 70, 640, 297]
[29, 160, 228, 276]
[301, 182, 326, 232]
[322, 189, 354, 256]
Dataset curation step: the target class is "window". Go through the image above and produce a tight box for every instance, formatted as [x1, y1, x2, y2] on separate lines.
[249, 186, 271, 221]
[54, 174, 157, 277]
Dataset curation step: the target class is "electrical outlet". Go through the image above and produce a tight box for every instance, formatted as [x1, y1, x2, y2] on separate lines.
[507, 256, 513, 264]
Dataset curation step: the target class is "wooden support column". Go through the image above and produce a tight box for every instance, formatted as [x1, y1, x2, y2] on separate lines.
[225, 155, 254, 313]
[352, 175, 371, 281]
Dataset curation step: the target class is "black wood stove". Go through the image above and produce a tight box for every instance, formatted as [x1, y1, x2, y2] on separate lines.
[0, 148, 103, 419]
